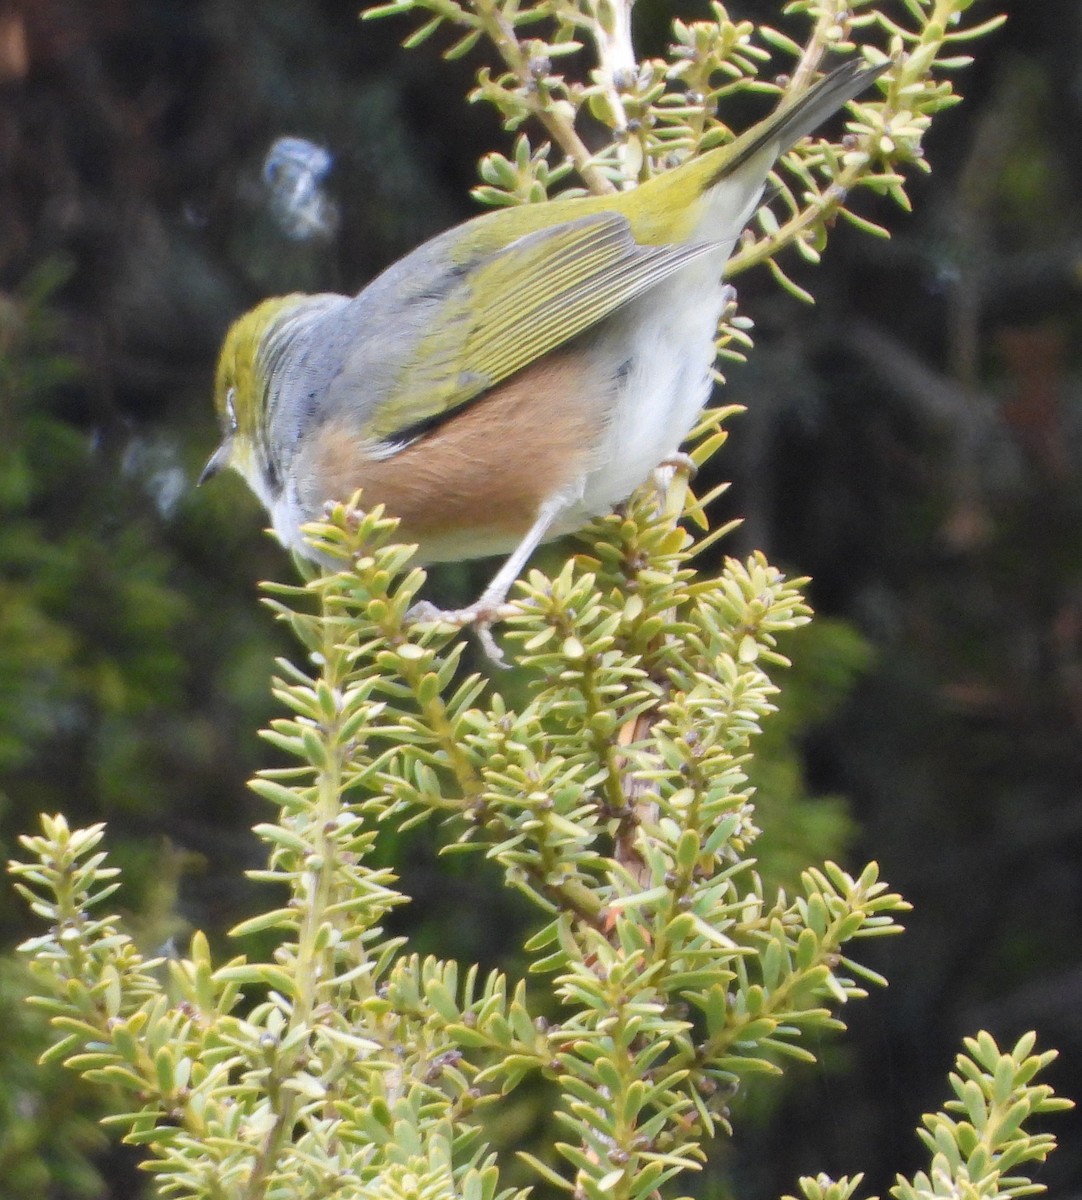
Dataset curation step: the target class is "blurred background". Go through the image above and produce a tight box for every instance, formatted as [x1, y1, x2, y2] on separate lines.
[0, 0, 1079, 1196]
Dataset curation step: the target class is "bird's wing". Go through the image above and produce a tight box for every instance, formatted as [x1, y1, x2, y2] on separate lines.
[353, 211, 720, 447]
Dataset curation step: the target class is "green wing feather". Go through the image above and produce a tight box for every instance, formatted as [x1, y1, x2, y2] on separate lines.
[361, 61, 886, 447]
[368, 212, 720, 445]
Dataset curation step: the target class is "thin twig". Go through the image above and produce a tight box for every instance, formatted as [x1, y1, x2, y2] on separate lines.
[471, 0, 617, 193]
[787, 0, 849, 94]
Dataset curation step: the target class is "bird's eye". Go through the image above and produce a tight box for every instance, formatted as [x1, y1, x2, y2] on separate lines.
[226, 387, 238, 434]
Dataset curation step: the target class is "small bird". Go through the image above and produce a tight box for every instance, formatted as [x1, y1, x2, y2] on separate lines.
[202, 60, 884, 637]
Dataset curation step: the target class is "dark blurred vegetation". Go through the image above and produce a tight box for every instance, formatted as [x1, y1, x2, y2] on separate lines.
[0, 0, 1078, 1196]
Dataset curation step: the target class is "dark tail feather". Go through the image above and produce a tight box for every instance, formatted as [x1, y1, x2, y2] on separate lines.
[717, 59, 888, 182]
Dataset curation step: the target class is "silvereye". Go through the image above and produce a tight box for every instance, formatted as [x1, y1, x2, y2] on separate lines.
[202, 60, 884, 631]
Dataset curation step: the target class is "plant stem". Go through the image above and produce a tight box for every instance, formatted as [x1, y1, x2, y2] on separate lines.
[787, 0, 848, 94]
[470, 0, 616, 193]
[244, 586, 349, 1200]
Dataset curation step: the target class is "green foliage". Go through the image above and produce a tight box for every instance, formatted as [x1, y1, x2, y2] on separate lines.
[0, 959, 109, 1199]
[0, 261, 279, 840]
[8, 490, 1070, 1199]
[0, 264, 185, 788]
[7, 3, 1061, 1199]
[746, 618, 872, 892]
[0, 261, 191, 1195]
[0, 201, 285, 1200]
[893, 1031, 1071, 1200]
[365, 0, 1006, 300]
[774, 1034, 1071, 1200]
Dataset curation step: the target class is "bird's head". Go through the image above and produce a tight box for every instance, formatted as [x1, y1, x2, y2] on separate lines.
[200, 295, 310, 497]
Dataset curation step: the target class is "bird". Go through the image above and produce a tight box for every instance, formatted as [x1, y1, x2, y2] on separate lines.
[201, 59, 885, 646]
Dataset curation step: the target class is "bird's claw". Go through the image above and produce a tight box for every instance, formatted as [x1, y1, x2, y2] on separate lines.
[405, 599, 518, 668]
[656, 451, 698, 481]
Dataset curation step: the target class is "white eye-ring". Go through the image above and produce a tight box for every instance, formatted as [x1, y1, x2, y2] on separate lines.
[226, 386, 238, 434]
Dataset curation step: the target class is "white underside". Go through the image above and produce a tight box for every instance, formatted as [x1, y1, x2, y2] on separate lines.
[267, 255, 731, 563]
[267, 163, 767, 563]
[555, 251, 730, 535]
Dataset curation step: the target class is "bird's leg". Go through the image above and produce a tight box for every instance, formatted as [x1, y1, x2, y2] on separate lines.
[408, 495, 569, 665]
[650, 451, 699, 521]
[654, 451, 698, 488]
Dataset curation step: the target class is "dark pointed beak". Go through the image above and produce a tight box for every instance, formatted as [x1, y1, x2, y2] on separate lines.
[198, 440, 232, 486]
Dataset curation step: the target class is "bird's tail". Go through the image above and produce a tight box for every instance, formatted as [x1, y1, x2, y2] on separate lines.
[629, 59, 887, 244]
[708, 58, 888, 187]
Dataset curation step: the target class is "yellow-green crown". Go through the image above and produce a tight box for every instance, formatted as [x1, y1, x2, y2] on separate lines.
[214, 294, 311, 440]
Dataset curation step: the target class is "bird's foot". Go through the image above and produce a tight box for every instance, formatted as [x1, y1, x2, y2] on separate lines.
[652, 452, 699, 512]
[406, 598, 518, 667]
[656, 451, 698, 481]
